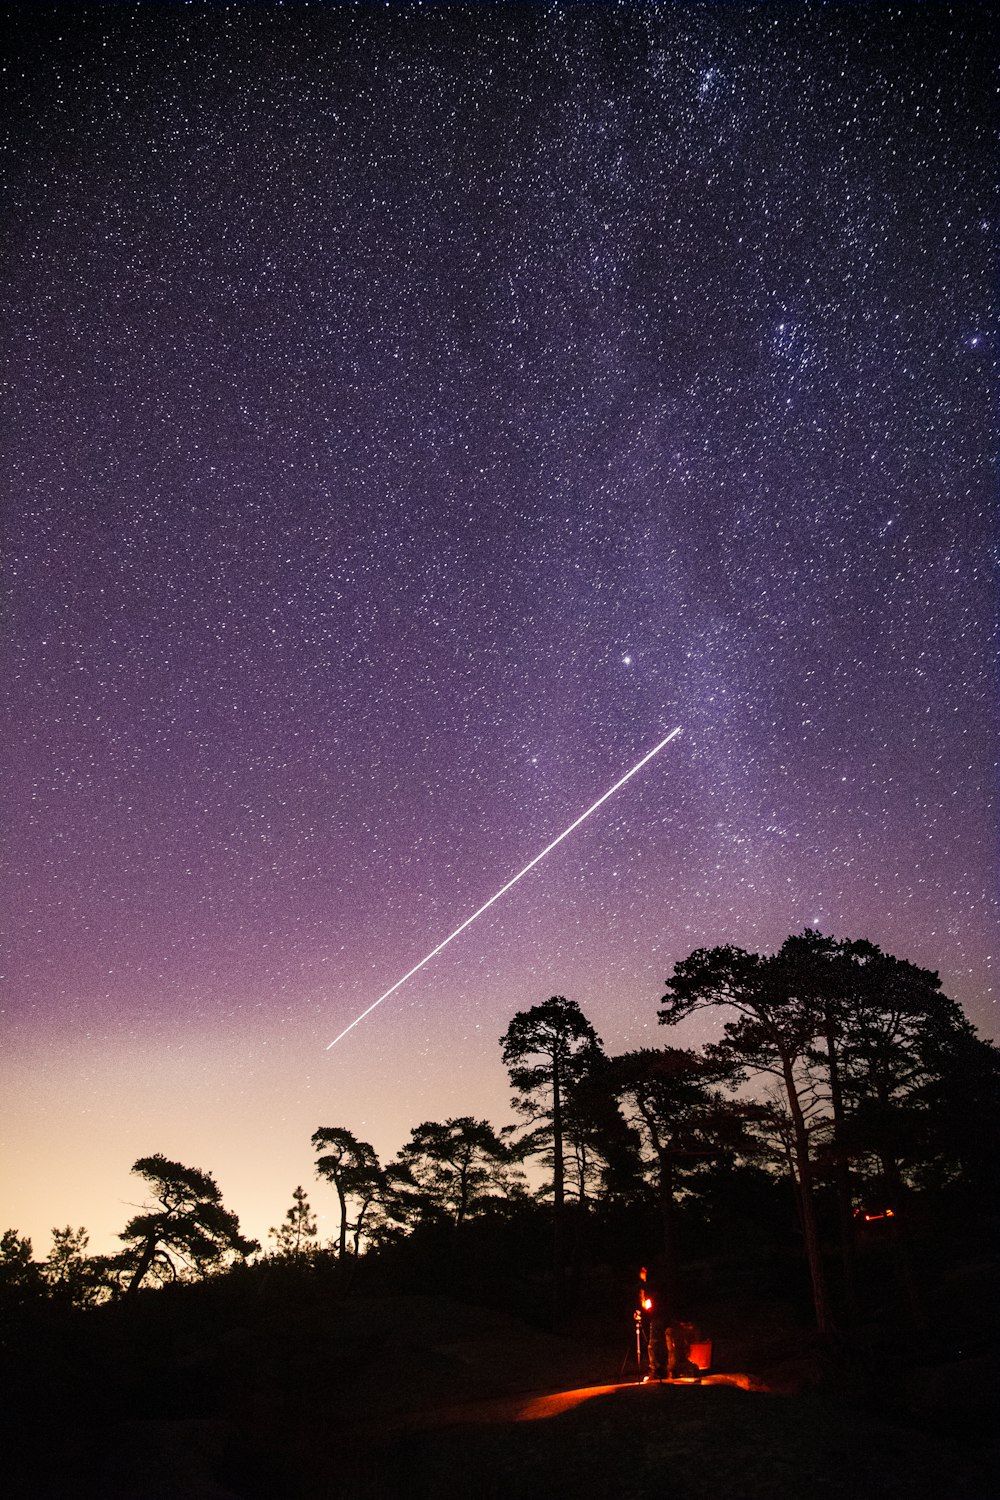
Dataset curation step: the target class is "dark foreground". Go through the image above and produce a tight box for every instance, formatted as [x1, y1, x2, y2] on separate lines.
[9, 1368, 997, 1500]
[4, 1280, 997, 1500]
[336, 1378, 996, 1500]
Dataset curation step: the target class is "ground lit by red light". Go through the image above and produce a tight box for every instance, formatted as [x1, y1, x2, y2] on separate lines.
[516, 1374, 754, 1421]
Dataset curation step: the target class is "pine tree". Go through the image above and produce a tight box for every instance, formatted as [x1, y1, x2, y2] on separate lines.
[269, 1186, 318, 1257]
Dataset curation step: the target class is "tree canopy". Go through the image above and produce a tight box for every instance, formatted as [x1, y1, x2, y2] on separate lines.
[312, 1127, 384, 1256]
[269, 1186, 318, 1257]
[5, 930, 994, 1341]
[120, 1155, 258, 1297]
[390, 1116, 522, 1228]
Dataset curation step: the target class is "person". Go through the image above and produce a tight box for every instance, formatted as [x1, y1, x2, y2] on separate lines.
[665, 1318, 702, 1378]
[638, 1261, 708, 1380]
[638, 1260, 671, 1380]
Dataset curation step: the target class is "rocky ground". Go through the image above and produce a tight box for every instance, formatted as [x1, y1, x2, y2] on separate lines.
[7, 1287, 996, 1499]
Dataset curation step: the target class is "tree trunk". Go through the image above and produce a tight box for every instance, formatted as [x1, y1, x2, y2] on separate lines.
[657, 1149, 680, 1320]
[456, 1160, 470, 1229]
[781, 1054, 832, 1335]
[551, 1049, 565, 1320]
[336, 1181, 348, 1258]
[880, 1148, 925, 1328]
[636, 1095, 681, 1319]
[124, 1233, 160, 1300]
[552, 1054, 564, 1215]
[825, 1012, 858, 1321]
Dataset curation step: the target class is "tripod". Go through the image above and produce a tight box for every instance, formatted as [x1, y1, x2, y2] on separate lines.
[619, 1308, 648, 1383]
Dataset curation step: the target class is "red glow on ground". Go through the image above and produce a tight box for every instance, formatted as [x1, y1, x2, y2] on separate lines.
[519, 1385, 625, 1420]
[516, 1374, 754, 1421]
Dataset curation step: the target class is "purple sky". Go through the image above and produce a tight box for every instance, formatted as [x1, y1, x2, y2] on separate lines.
[2, 3, 995, 1257]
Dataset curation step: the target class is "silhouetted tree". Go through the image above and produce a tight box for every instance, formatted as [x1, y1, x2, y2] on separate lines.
[1, 1230, 35, 1278]
[500, 995, 603, 1312]
[822, 938, 991, 1197]
[269, 1186, 318, 1257]
[312, 1127, 384, 1255]
[910, 1026, 1000, 1209]
[0, 1230, 43, 1310]
[120, 1155, 258, 1298]
[660, 946, 833, 1333]
[610, 1047, 757, 1316]
[43, 1226, 105, 1308]
[561, 1051, 644, 1207]
[776, 930, 862, 1316]
[660, 932, 998, 1332]
[813, 935, 999, 1319]
[391, 1117, 523, 1228]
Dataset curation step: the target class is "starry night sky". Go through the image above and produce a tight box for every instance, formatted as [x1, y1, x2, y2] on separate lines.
[2, 3, 995, 1256]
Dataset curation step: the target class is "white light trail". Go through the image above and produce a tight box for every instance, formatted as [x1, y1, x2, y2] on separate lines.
[326, 726, 682, 1050]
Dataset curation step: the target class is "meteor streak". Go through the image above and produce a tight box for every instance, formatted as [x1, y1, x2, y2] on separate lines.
[326, 726, 682, 1049]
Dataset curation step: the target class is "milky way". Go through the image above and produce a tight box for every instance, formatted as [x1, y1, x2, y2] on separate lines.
[2, 4, 994, 1254]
